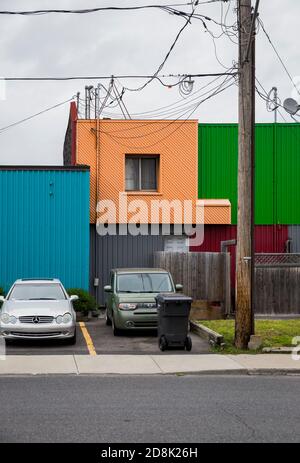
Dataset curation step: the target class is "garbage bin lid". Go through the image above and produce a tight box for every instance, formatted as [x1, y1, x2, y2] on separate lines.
[155, 293, 193, 303]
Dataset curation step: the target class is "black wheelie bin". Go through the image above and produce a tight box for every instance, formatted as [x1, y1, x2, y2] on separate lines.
[156, 293, 193, 351]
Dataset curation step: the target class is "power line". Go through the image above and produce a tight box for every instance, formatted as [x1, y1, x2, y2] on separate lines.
[0, 75, 233, 136]
[99, 74, 235, 142]
[258, 17, 300, 98]
[255, 78, 288, 122]
[1, 72, 234, 82]
[0, 97, 74, 134]
[0, 3, 193, 16]
[195, 0, 232, 4]
[121, 3, 196, 92]
[100, 79, 235, 150]
[102, 70, 236, 119]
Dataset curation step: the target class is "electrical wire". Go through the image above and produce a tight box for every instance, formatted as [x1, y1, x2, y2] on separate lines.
[0, 3, 194, 16]
[98, 78, 235, 149]
[99, 74, 235, 140]
[194, 0, 232, 4]
[1, 72, 233, 82]
[100, 71, 235, 119]
[77, 71, 237, 122]
[121, 3, 196, 92]
[0, 97, 75, 134]
[258, 17, 300, 98]
[255, 78, 288, 123]
[103, 71, 237, 120]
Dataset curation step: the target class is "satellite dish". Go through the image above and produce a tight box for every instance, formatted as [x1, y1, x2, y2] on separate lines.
[283, 98, 300, 115]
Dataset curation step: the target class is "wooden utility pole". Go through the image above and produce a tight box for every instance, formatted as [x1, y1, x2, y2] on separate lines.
[235, 0, 257, 349]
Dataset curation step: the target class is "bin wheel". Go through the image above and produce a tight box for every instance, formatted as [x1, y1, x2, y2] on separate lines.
[159, 336, 168, 351]
[185, 336, 192, 352]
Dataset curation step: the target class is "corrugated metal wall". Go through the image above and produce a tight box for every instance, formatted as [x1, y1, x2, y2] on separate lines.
[198, 123, 300, 225]
[198, 124, 238, 223]
[289, 226, 300, 252]
[0, 167, 90, 292]
[90, 225, 165, 305]
[276, 125, 300, 224]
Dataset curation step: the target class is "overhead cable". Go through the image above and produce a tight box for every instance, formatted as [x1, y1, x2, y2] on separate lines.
[0, 97, 74, 133]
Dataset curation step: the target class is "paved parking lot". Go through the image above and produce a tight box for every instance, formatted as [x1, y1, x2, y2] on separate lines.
[4, 317, 210, 355]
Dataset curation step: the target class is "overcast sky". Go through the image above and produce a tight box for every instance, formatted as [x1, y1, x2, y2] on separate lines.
[0, 0, 299, 165]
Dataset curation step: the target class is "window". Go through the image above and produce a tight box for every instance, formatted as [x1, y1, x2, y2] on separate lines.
[8, 284, 66, 301]
[116, 273, 173, 293]
[125, 156, 158, 191]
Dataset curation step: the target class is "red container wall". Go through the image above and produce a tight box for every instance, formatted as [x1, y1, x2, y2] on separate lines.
[190, 225, 289, 292]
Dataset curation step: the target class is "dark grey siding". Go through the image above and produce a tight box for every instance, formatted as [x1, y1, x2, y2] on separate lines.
[63, 116, 72, 166]
[90, 225, 165, 305]
[289, 226, 300, 252]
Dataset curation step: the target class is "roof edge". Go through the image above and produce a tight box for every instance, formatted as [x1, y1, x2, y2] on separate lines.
[0, 165, 90, 171]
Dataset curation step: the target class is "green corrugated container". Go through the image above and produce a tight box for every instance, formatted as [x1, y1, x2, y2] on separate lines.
[276, 124, 300, 224]
[198, 123, 300, 225]
[198, 124, 238, 223]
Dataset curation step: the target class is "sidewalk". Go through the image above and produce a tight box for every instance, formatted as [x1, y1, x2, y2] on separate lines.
[0, 354, 300, 375]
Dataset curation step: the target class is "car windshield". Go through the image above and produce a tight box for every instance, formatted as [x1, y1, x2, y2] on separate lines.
[8, 283, 66, 301]
[117, 273, 173, 293]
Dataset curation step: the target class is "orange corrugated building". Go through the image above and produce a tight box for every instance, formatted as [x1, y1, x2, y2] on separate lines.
[64, 102, 231, 225]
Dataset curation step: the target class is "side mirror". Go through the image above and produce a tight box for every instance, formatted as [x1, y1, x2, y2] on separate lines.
[175, 284, 183, 291]
[70, 295, 79, 302]
[104, 285, 112, 293]
[0, 295, 5, 302]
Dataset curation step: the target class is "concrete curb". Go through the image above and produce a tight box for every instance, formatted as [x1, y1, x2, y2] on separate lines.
[190, 321, 224, 346]
[0, 354, 299, 376]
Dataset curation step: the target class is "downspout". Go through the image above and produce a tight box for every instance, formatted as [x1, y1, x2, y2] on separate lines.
[221, 239, 237, 316]
[94, 108, 100, 304]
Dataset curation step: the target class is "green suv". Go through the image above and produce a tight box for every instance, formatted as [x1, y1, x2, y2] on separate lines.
[104, 268, 182, 335]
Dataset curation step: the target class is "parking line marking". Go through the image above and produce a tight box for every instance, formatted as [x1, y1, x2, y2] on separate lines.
[79, 322, 97, 356]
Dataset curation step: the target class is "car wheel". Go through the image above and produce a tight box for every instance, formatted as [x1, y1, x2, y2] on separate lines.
[185, 336, 192, 352]
[67, 329, 77, 345]
[105, 308, 112, 326]
[112, 315, 121, 336]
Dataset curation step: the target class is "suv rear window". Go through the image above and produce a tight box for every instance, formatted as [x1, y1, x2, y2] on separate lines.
[117, 273, 173, 293]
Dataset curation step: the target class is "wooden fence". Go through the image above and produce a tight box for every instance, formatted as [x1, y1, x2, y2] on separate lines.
[154, 251, 231, 314]
[255, 267, 300, 315]
[155, 252, 300, 316]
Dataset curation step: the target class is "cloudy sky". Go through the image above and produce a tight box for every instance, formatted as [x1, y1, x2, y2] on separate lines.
[0, 0, 299, 165]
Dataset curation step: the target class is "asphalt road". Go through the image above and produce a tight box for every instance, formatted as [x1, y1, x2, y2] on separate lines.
[0, 375, 299, 443]
[4, 318, 209, 355]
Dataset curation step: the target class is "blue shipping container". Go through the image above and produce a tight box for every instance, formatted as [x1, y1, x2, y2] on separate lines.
[0, 166, 90, 293]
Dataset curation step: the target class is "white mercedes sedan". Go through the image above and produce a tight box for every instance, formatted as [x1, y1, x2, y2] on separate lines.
[0, 279, 78, 344]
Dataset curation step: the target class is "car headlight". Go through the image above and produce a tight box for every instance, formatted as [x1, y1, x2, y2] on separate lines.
[118, 303, 137, 311]
[1, 313, 10, 324]
[56, 315, 63, 324]
[1, 313, 17, 324]
[62, 313, 72, 324]
[56, 313, 72, 324]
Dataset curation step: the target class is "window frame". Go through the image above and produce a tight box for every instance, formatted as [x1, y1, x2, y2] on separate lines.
[125, 155, 159, 192]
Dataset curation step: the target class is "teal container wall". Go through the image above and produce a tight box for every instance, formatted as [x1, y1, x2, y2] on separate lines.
[198, 123, 300, 225]
[0, 168, 90, 293]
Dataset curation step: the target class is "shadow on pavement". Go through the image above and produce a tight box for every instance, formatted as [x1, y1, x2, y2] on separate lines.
[3, 318, 211, 355]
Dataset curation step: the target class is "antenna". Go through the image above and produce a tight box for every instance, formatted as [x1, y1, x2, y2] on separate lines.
[283, 98, 300, 116]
